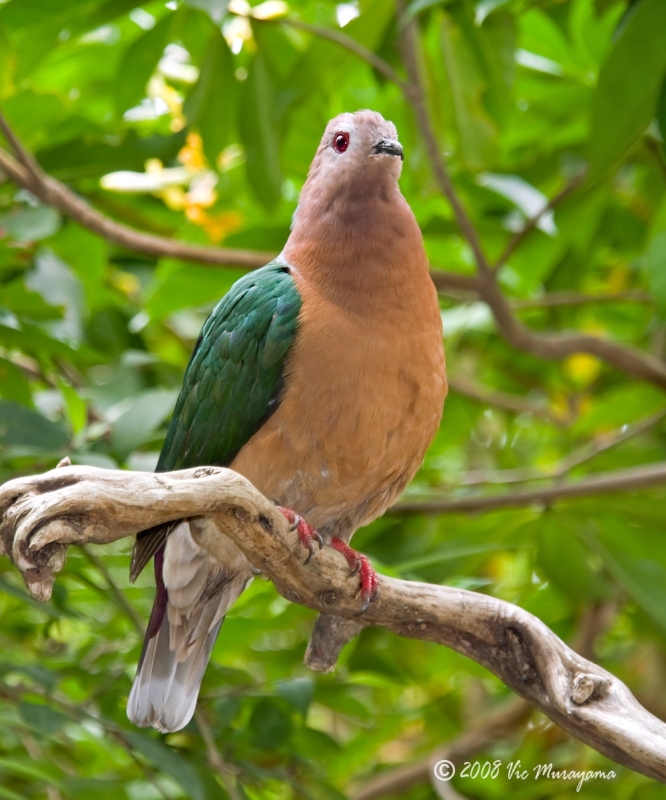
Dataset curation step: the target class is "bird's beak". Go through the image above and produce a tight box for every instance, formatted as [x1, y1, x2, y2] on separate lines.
[373, 138, 404, 161]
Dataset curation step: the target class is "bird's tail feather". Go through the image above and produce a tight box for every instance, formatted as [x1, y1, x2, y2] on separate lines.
[127, 606, 223, 733]
[127, 521, 251, 733]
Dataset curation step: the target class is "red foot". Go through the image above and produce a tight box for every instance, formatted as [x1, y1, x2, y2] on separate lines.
[278, 506, 323, 564]
[331, 537, 380, 612]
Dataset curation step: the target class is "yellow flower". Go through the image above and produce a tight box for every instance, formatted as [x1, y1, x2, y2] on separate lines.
[563, 353, 601, 387]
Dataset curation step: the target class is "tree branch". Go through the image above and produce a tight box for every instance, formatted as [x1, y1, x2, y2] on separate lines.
[271, 17, 407, 88]
[458, 409, 666, 485]
[0, 132, 272, 270]
[510, 289, 652, 309]
[448, 374, 566, 424]
[397, 461, 666, 514]
[395, 0, 492, 275]
[352, 698, 531, 800]
[431, 267, 666, 389]
[1, 463, 666, 782]
[195, 710, 243, 800]
[477, 271, 666, 389]
[0, 681, 172, 799]
[493, 173, 587, 272]
[2, 111, 665, 391]
[353, 600, 617, 800]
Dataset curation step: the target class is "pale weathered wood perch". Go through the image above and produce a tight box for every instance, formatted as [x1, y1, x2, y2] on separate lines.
[1, 462, 665, 782]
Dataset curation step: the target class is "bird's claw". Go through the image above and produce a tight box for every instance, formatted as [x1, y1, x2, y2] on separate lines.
[331, 537, 380, 613]
[277, 506, 323, 564]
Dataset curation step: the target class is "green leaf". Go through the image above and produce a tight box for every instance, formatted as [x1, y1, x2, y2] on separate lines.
[124, 732, 204, 800]
[405, 0, 455, 22]
[69, 0, 154, 36]
[535, 516, 607, 604]
[658, 77, 666, 159]
[478, 173, 555, 234]
[115, 13, 175, 117]
[62, 779, 129, 800]
[0, 205, 61, 242]
[275, 677, 314, 717]
[184, 30, 236, 165]
[440, 9, 498, 171]
[0, 400, 68, 453]
[58, 376, 87, 437]
[26, 249, 84, 342]
[239, 54, 283, 208]
[184, 0, 228, 24]
[589, 0, 666, 176]
[645, 230, 666, 317]
[518, 8, 576, 72]
[19, 701, 67, 735]
[144, 259, 245, 320]
[248, 697, 294, 750]
[110, 388, 179, 459]
[475, 0, 511, 24]
[38, 130, 188, 181]
[0, 787, 28, 800]
[0, 578, 63, 619]
[0, 91, 66, 150]
[48, 223, 108, 294]
[583, 520, 666, 630]
[0, 757, 64, 787]
[0, 359, 32, 406]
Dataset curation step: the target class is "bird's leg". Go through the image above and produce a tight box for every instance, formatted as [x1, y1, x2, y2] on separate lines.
[277, 506, 323, 564]
[330, 537, 380, 612]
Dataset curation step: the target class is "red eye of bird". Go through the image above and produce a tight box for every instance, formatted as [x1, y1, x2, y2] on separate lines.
[333, 132, 350, 153]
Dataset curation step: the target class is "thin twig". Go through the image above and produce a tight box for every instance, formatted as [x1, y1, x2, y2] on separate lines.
[448, 374, 567, 424]
[430, 270, 482, 294]
[395, 0, 492, 275]
[570, 601, 617, 663]
[351, 697, 531, 800]
[494, 172, 587, 271]
[397, 461, 666, 514]
[645, 136, 666, 182]
[459, 408, 666, 486]
[432, 264, 666, 389]
[510, 289, 652, 310]
[0, 683, 171, 800]
[0, 144, 274, 268]
[81, 544, 144, 635]
[0, 109, 45, 179]
[430, 273, 652, 308]
[195, 710, 243, 800]
[266, 16, 407, 88]
[477, 271, 666, 389]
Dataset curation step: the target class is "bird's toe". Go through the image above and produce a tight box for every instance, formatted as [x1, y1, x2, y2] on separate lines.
[331, 537, 380, 613]
[277, 506, 323, 564]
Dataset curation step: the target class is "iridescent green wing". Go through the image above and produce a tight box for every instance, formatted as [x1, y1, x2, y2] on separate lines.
[157, 261, 300, 471]
[130, 260, 301, 579]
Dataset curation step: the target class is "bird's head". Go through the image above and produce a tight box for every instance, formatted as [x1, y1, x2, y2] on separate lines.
[306, 110, 404, 195]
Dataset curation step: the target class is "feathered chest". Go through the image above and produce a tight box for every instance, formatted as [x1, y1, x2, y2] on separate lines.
[230, 272, 447, 531]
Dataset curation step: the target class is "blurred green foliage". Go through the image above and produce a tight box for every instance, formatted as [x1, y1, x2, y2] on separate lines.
[1, 0, 666, 797]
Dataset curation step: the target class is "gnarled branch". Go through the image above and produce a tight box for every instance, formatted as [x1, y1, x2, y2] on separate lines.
[1, 463, 665, 782]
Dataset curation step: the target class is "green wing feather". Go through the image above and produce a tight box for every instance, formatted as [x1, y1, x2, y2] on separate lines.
[130, 260, 301, 580]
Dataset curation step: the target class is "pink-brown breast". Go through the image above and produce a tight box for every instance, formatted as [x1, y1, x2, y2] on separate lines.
[230, 244, 447, 540]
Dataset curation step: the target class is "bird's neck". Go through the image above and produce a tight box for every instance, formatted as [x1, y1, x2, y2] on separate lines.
[282, 182, 431, 310]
